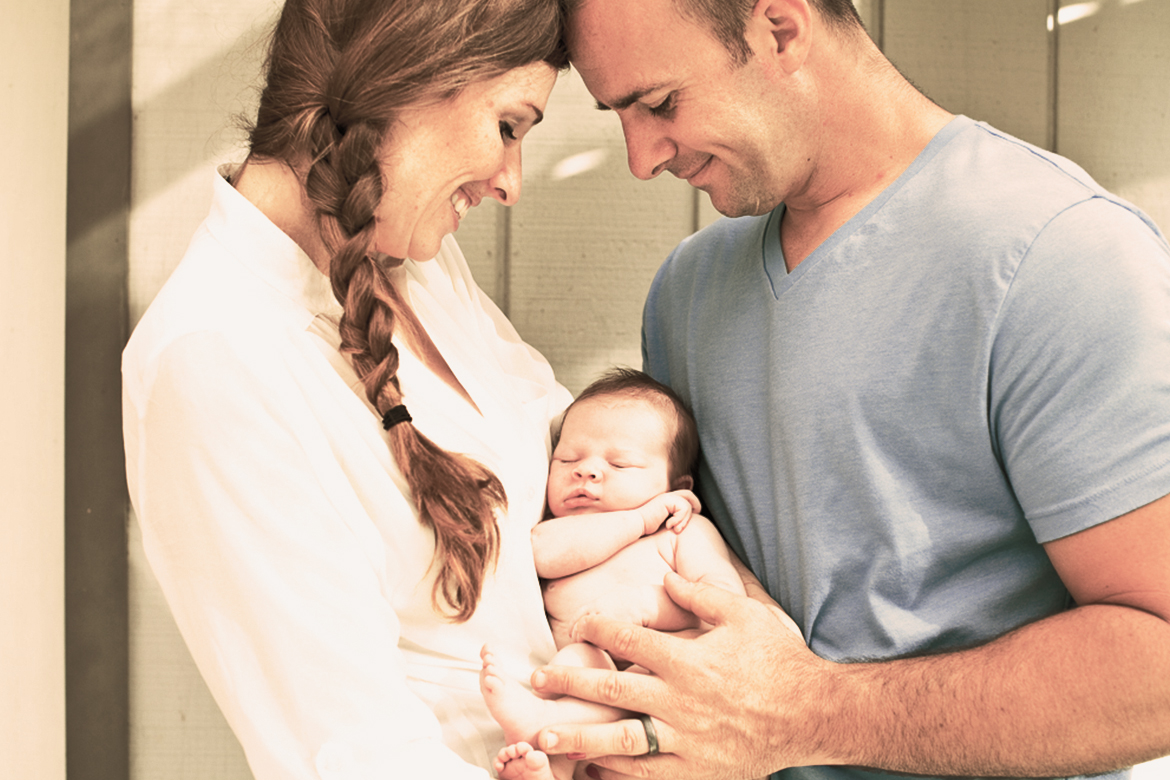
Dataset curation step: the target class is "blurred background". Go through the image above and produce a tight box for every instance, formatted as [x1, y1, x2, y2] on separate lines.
[4, 0, 1168, 777]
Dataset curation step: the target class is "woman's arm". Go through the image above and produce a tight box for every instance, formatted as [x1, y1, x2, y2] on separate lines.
[127, 331, 492, 780]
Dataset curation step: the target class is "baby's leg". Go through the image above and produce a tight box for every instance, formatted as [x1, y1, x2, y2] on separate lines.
[481, 645, 630, 780]
[494, 742, 554, 780]
[482, 644, 627, 737]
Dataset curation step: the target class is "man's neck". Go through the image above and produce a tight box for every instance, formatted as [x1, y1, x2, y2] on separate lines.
[779, 44, 953, 272]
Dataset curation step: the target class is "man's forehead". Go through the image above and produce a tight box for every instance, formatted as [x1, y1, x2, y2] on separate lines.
[566, 0, 688, 106]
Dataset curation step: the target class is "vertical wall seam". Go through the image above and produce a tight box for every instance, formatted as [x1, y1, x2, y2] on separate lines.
[1048, 0, 1061, 153]
[498, 203, 512, 317]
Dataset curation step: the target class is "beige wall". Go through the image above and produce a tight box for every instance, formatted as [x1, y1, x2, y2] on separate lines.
[125, 1, 1170, 777]
[0, 1, 70, 778]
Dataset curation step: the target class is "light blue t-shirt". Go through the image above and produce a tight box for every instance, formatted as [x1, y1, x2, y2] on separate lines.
[642, 116, 1170, 780]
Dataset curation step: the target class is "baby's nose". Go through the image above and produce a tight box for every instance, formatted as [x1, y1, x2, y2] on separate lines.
[573, 462, 601, 480]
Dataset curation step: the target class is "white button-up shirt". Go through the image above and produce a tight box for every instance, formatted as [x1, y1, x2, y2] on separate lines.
[123, 170, 570, 779]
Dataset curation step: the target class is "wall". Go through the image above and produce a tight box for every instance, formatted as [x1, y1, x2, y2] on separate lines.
[0, 1, 70, 778]
[124, 1, 1170, 777]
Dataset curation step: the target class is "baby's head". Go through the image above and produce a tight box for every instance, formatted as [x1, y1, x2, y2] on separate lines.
[547, 368, 699, 517]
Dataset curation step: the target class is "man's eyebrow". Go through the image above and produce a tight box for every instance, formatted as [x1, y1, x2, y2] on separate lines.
[594, 85, 664, 112]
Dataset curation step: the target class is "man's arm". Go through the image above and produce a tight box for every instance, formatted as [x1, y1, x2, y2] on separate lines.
[529, 492, 1170, 779]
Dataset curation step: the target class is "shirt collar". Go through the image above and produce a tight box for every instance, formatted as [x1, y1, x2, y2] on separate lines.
[208, 164, 344, 320]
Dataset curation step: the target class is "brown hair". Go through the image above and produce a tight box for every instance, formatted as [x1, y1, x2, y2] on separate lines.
[561, 367, 699, 486]
[561, 0, 863, 65]
[248, 0, 568, 622]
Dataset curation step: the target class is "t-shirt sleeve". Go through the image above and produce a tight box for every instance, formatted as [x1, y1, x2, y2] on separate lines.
[989, 196, 1170, 542]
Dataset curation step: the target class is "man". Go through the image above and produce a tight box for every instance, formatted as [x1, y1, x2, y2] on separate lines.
[527, 1, 1170, 779]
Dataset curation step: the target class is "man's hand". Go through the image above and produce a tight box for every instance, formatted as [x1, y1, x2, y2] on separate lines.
[530, 567, 828, 780]
[637, 489, 701, 536]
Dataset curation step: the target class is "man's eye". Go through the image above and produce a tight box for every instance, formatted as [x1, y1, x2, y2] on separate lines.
[499, 121, 518, 141]
[648, 94, 675, 118]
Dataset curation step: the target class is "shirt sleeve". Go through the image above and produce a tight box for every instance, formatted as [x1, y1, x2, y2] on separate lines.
[124, 329, 493, 780]
[990, 196, 1170, 542]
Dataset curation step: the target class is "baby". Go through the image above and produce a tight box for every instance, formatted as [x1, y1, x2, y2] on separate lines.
[480, 368, 745, 780]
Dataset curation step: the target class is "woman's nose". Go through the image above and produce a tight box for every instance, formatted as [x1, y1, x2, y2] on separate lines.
[486, 144, 523, 206]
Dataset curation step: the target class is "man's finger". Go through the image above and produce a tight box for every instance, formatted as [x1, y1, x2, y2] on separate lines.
[536, 715, 666, 759]
[662, 570, 746, 627]
[568, 614, 677, 675]
[531, 651, 665, 711]
[666, 568, 805, 640]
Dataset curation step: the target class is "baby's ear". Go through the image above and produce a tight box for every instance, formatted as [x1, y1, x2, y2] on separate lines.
[674, 475, 694, 491]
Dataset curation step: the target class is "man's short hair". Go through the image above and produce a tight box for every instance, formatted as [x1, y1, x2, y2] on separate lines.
[677, 0, 864, 64]
[562, 0, 865, 66]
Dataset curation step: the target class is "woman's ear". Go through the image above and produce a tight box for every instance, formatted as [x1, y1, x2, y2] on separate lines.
[674, 474, 695, 491]
[744, 0, 812, 74]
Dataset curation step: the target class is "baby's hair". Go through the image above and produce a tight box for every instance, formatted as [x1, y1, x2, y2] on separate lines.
[563, 367, 699, 485]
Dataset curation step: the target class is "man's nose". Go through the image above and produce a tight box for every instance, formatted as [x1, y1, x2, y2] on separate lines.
[621, 114, 674, 180]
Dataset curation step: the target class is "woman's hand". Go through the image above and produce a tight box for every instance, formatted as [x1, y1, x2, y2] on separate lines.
[530, 565, 833, 780]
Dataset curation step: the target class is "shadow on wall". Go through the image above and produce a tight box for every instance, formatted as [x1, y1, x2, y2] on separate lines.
[72, 4, 273, 249]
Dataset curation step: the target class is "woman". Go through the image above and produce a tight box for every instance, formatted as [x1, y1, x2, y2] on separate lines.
[122, 1, 571, 777]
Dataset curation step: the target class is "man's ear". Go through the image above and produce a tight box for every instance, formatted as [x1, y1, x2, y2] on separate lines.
[674, 474, 695, 491]
[744, 0, 812, 74]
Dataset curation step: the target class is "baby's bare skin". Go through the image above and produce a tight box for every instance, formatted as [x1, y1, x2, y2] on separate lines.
[543, 527, 694, 648]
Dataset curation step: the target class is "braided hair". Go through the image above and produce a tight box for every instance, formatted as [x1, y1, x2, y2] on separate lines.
[248, 0, 568, 621]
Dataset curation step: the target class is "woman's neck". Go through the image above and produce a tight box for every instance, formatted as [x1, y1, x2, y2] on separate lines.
[232, 157, 333, 274]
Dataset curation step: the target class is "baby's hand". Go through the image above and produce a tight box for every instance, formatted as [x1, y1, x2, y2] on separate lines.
[639, 489, 701, 536]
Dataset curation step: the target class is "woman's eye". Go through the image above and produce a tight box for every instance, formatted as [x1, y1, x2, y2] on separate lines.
[499, 121, 518, 141]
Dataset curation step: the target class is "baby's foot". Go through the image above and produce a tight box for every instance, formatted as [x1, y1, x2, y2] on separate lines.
[494, 742, 556, 780]
[479, 647, 554, 745]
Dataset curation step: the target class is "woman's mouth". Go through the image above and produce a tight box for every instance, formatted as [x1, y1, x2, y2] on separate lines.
[451, 190, 471, 221]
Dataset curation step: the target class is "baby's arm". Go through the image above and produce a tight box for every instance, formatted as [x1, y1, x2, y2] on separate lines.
[672, 514, 748, 598]
[532, 490, 699, 580]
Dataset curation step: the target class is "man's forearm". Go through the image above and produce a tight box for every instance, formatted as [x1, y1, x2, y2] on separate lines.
[817, 604, 1170, 776]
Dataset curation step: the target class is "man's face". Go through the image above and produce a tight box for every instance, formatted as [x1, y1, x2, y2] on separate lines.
[567, 0, 816, 217]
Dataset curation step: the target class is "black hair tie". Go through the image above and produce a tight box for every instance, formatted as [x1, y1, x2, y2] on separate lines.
[381, 404, 412, 430]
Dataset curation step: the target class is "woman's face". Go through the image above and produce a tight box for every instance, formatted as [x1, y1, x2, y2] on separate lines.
[373, 63, 558, 261]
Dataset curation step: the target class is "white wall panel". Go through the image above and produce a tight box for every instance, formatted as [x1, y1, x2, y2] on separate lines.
[509, 68, 697, 393]
[1, 1, 69, 778]
[130, 0, 275, 324]
[1056, 0, 1170, 231]
[884, 0, 1053, 148]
